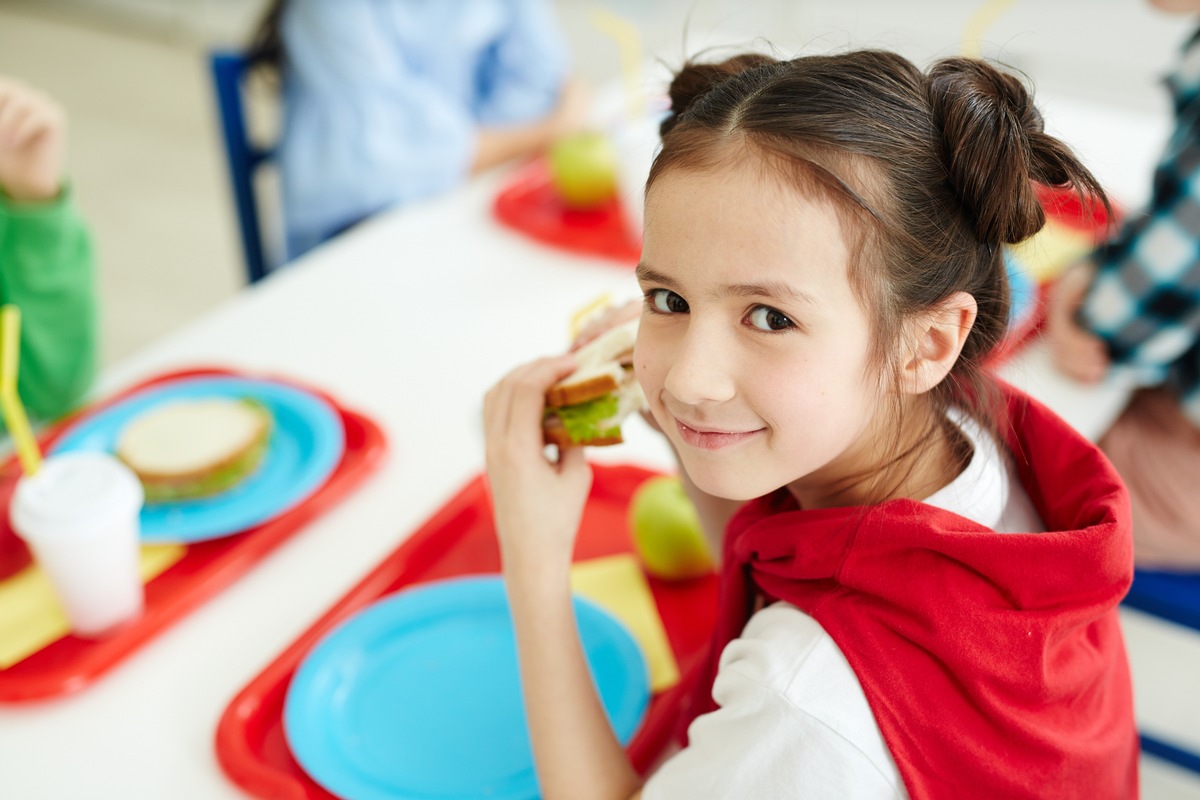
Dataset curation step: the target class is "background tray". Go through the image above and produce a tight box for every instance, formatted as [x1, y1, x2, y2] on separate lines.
[492, 158, 642, 266]
[216, 463, 720, 800]
[0, 368, 386, 702]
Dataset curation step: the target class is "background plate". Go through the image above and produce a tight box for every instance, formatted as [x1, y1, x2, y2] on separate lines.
[283, 575, 650, 800]
[50, 376, 344, 543]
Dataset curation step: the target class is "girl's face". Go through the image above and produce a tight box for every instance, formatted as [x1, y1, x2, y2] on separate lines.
[636, 161, 894, 506]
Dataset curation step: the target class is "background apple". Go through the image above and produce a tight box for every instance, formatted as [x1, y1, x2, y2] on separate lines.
[547, 131, 618, 209]
[628, 475, 715, 581]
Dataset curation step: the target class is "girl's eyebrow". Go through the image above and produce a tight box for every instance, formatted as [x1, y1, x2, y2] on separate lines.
[636, 264, 817, 307]
[636, 263, 677, 287]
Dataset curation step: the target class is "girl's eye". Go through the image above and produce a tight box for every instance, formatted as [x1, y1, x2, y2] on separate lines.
[747, 305, 794, 332]
[648, 289, 689, 314]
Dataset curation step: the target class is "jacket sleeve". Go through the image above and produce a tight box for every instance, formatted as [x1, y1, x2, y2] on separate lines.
[279, 0, 477, 238]
[0, 188, 98, 422]
[1077, 120, 1200, 386]
[473, 0, 569, 126]
[644, 604, 907, 800]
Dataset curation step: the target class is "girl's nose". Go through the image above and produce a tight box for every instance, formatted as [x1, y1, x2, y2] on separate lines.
[662, 323, 737, 406]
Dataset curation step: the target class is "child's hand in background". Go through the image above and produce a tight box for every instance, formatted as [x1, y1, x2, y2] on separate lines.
[0, 77, 66, 203]
[1046, 261, 1111, 384]
[548, 78, 590, 140]
[484, 355, 593, 576]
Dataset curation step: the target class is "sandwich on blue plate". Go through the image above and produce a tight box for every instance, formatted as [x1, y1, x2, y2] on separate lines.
[115, 397, 272, 502]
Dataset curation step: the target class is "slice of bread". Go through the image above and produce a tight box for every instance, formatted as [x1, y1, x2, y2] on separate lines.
[545, 318, 638, 408]
[543, 375, 646, 448]
[545, 363, 624, 408]
[543, 416, 624, 448]
[116, 398, 271, 486]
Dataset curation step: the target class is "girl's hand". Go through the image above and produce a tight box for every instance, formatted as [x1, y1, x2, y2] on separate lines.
[0, 78, 65, 203]
[1045, 262, 1110, 384]
[484, 355, 593, 576]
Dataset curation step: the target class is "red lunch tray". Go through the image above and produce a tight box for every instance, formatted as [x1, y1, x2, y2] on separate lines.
[216, 463, 720, 800]
[0, 367, 387, 702]
[989, 184, 1120, 366]
[492, 157, 643, 266]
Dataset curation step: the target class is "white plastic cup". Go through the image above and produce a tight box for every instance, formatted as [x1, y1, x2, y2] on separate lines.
[10, 451, 146, 638]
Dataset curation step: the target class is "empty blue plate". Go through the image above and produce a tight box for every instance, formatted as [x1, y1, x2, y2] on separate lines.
[283, 576, 650, 800]
[50, 376, 345, 543]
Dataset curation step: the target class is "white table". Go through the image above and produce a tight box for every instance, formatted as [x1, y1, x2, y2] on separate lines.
[0, 169, 674, 799]
[0, 94, 1178, 799]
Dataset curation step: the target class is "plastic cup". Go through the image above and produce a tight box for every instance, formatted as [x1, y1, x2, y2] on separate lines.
[9, 451, 145, 638]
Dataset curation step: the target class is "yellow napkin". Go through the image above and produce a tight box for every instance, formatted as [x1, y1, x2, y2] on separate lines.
[0, 543, 186, 669]
[1009, 220, 1096, 283]
[570, 553, 679, 693]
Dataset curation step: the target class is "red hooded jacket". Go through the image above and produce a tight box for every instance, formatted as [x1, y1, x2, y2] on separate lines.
[683, 386, 1139, 798]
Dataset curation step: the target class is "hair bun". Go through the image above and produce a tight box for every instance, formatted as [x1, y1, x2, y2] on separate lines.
[661, 53, 778, 137]
[926, 58, 1104, 245]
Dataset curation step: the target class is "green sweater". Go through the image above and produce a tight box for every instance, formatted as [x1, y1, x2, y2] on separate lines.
[0, 190, 97, 423]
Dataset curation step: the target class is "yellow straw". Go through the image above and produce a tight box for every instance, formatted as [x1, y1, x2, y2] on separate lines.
[0, 305, 42, 476]
[589, 8, 645, 120]
[569, 292, 613, 340]
[961, 0, 1018, 59]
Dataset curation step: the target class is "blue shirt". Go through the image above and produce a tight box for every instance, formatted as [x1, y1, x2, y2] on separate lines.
[279, 0, 569, 258]
[1080, 29, 1200, 425]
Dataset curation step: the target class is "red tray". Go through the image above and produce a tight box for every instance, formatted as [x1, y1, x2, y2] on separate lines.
[492, 158, 642, 266]
[216, 463, 720, 799]
[1034, 183, 1116, 233]
[0, 367, 387, 702]
[988, 184, 1120, 366]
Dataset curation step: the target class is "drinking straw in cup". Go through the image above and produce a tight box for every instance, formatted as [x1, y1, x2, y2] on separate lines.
[3, 304, 147, 637]
[0, 305, 42, 477]
[589, 8, 645, 121]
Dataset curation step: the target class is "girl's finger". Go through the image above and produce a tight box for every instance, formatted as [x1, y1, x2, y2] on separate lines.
[485, 355, 577, 453]
[505, 355, 577, 441]
[9, 107, 50, 150]
[556, 438, 590, 478]
[0, 94, 28, 142]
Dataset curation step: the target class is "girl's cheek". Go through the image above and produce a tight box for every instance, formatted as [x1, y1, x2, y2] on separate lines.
[633, 355, 655, 390]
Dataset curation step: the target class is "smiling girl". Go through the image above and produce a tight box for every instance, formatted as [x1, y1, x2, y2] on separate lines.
[484, 49, 1138, 799]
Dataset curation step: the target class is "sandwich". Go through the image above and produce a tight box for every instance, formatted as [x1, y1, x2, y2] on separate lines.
[543, 318, 647, 448]
[115, 397, 272, 502]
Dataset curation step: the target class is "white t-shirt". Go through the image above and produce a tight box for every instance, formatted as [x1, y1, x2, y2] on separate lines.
[643, 412, 1044, 799]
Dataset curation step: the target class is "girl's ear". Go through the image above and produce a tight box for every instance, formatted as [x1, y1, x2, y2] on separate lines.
[900, 291, 978, 396]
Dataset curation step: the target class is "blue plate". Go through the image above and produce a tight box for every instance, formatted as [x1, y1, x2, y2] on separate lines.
[50, 376, 345, 544]
[283, 576, 650, 800]
[1005, 249, 1038, 332]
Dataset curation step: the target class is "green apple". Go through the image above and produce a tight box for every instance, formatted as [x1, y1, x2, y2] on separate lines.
[629, 475, 715, 580]
[548, 131, 618, 209]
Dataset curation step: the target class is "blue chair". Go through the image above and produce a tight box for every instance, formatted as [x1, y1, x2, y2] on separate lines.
[1123, 569, 1200, 775]
[209, 50, 275, 284]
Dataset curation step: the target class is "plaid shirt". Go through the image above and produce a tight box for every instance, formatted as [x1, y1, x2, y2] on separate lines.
[1080, 29, 1200, 425]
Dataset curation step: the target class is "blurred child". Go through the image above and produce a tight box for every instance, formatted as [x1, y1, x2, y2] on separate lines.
[249, 0, 587, 260]
[1046, 0, 1200, 568]
[0, 76, 96, 423]
[485, 50, 1138, 798]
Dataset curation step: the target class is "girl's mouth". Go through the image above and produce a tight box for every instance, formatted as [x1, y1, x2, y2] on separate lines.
[674, 419, 764, 450]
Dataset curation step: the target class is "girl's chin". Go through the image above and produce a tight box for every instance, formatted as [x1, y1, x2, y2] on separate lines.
[682, 464, 774, 503]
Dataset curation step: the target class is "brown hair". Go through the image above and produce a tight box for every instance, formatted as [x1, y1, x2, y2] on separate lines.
[648, 49, 1106, 492]
[247, 0, 287, 73]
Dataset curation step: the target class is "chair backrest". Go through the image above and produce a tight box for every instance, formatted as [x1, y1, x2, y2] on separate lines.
[1123, 570, 1200, 775]
[209, 50, 274, 284]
